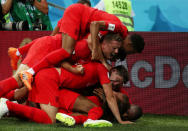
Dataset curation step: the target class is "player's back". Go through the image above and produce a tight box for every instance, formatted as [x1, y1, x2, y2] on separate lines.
[60, 62, 110, 89]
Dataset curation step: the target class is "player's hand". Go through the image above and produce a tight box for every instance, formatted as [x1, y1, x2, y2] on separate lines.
[75, 64, 84, 75]
[119, 120, 134, 124]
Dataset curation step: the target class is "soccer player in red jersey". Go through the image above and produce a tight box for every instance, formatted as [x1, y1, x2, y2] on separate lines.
[28, 62, 133, 124]
[0, 64, 142, 126]
[0, 32, 123, 99]
[17, 3, 130, 90]
[0, 62, 132, 125]
[8, 0, 92, 70]
[0, 89, 129, 127]
[98, 65, 143, 121]
[56, 89, 132, 127]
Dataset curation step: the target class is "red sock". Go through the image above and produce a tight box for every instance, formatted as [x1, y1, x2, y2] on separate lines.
[87, 107, 103, 120]
[0, 77, 18, 97]
[18, 39, 36, 55]
[32, 48, 70, 73]
[3, 90, 15, 100]
[72, 115, 87, 124]
[6, 101, 52, 124]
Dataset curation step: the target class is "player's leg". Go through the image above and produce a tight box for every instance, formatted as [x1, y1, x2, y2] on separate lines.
[8, 39, 35, 70]
[0, 64, 29, 97]
[40, 103, 58, 124]
[0, 98, 52, 124]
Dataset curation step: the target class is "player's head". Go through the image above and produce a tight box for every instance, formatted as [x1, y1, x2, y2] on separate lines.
[109, 65, 129, 91]
[77, 0, 91, 7]
[122, 104, 143, 121]
[115, 92, 131, 120]
[122, 33, 145, 57]
[100, 32, 123, 60]
[102, 92, 130, 122]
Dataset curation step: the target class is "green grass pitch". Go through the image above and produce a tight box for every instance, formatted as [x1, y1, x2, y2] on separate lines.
[0, 114, 188, 131]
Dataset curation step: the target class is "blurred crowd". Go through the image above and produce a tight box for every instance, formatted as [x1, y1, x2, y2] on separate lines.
[0, 0, 52, 31]
[0, 0, 134, 31]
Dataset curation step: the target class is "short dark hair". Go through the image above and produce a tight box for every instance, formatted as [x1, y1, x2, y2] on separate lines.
[130, 34, 145, 53]
[116, 47, 126, 61]
[102, 94, 130, 122]
[77, 0, 91, 7]
[109, 65, 129, 84]
[127, 104, 143, 121]
[100, 32, 123, 44]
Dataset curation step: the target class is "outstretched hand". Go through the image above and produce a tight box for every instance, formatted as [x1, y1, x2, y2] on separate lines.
[75, 64, 84, 75]
[119, 120, 134, 124]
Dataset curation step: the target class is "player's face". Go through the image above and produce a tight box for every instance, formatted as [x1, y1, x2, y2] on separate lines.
[102, 40, 122, 60]
[123, 35, 137, 55]
[110, 70, 123, 91]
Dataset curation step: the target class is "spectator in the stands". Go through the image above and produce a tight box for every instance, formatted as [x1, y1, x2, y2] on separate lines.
[1, 0, 52, 31]
[0, 0, 11, 29]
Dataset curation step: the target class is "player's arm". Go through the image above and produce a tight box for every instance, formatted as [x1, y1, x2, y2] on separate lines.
[90, 21, 127, 61]
[98, 63, 132, 124]
[90, 21, 104, 61]
[61, 61, 84, 75]
[102, 83, 132, 124]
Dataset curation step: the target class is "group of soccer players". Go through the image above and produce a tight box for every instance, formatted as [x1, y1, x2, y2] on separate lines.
[0, 1, 145, 127]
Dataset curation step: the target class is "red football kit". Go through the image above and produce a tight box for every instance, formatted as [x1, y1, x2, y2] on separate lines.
[27, 3, 128, 75]
[58, 3, 127, 40]
[58, 89, 103, 124]
[4, 88, 103, 125]
[28, 62, 110, 107]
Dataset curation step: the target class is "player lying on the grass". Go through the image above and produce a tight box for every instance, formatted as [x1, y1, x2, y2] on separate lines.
[103, 65, 143, 121]
[0, 61, 132, 124]
[0, 88, 131, 127]
[77, 65, 142, 122]
[0, 65, 141, 126]
[93, 88, 142, 122]
[56, 89, 131, 127]
[0, 32, 123, 97]
[0, 65, 134, 127]
[0, 65, 134, 126]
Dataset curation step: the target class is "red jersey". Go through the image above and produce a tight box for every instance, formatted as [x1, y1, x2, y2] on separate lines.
[58, 4, 127, 40]
[28, 62, 108, 108]
[58, 89, 102, 114]
[22, 34, 91, 67]
[60, 62, 110, 89]
[71, 39, 91, 64]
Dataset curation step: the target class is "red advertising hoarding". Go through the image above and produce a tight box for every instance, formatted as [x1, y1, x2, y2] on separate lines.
[125, 32, 188, 116]
[0, 31, 187, 115]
